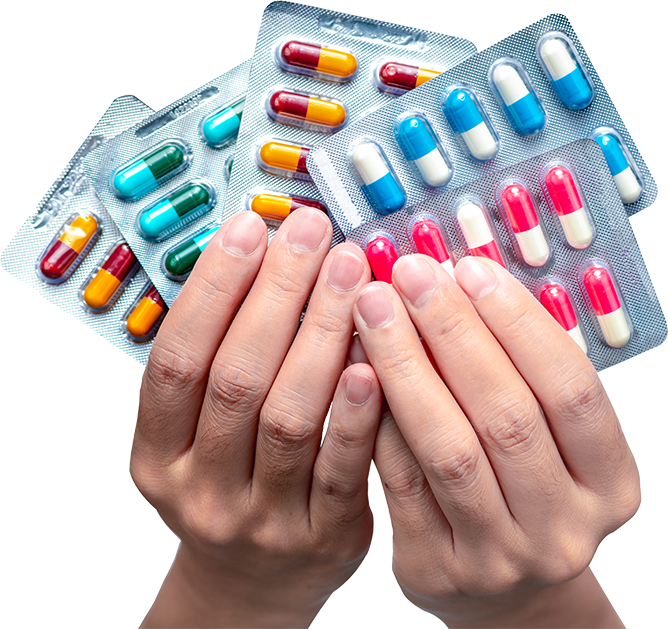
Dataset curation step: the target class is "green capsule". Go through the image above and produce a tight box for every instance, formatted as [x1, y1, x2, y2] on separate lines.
[163, 226, 218, 279]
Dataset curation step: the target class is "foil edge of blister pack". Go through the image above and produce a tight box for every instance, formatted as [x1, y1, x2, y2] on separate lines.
[83, 60, 251, 307]
[345, 139, 666, 372]
[308, 13, 657, 236]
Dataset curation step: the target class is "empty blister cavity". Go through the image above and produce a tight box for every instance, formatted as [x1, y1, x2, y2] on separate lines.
[256, 138, 312, 180]
[267, 88, 347, 132]
[375, 60, 441, 95]
[454, 197, 506, 268]
[537, 278, 588, 354]
[408, 215, 455, 278]
[489, 58, 546, 135]
[122, 282, 168, 343]
[393, 112, 452, 188]
[591, 127, 643, 204]
[441, 86, 499, 162]
[199, 98, 245, 149]
[364, 232, 400, 283]
[162, 223, 219, 281]
[276, 38, 357, 82]
[247, 190, 327, 227]
[537, 32, 594, 110]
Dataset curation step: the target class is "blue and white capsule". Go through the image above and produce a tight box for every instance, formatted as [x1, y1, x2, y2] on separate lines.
[393, 112, 452, 188]
[441, 86, 499, 161]
[537, 33, 594, 110]
[592, 128, 643, 204]
[349, 139, 406, 215]
[489, 59, 546, 135]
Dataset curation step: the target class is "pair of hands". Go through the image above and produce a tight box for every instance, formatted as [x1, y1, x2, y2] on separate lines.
[132, 208, 639, 628]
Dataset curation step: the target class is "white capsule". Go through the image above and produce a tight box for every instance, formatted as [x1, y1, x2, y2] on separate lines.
[441, 258, 455, 279]
[457, 201, 493, 248]
[567, 324, 589, 354]
[613, 167, 643, 204]
[352, 141, 389, 185]
[539, 38, 576, 80]
[492, 64, 529, 105]
[558, 207, 593, 249]
[461, 121, 498, 161]
[516, 224, 551, 267]
[597, 309, 632, 348]
[414, 149, 452, 187]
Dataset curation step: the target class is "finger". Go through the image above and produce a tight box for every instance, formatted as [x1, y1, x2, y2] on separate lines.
[346, 333, 370, 367]
[135, 212, 267, 464]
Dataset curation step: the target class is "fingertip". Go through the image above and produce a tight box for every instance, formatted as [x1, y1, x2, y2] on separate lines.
[342, 363, 379, 407]
[454, 256, 501, 301]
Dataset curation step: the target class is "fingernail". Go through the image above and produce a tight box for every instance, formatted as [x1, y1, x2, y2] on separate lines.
[222, 212, 265, 257]
[357, 286, 394, 328]
[287, 208, 329, 252]
[455, 257, 498, 300]
[344, 372, 373, 406]
[393, 255, 437, 308]
[327, 251, 365, 292]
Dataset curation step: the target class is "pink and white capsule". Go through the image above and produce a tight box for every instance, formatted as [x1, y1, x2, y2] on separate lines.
[410, 217, 455, 278]
[539, 281, 587, 353]
[365, 233, 400, 284]
[456, 200, 506, 268]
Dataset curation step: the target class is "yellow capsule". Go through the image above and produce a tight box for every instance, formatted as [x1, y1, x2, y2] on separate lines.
[416, 67, 441, 87]
[83, 242, 137, 312]
[280, 40, 357, 80]
[250, 192, 327, 223]
[126, 285, 166, 339]
[258, 141, 310, 176]
[61, 215, 98, 253]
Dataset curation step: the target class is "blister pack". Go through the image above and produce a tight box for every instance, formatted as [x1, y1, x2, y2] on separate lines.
[308, 14, 657, 236]
[83, 61, 251, 306]
[223, 1, 477, 233]
[1, 96, 166, 365]
[346, 139, 666, 372]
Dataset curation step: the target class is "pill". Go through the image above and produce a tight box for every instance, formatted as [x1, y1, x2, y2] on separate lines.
[163, 227, 218, 279]
[394, 115, 452, 188]
[377, 61, 440, 92]
[538, 281, 587, 353]
[593, 131, 642, 204]
[491, 62, 545, 135]
[365, 234, 400, 284]
[542, 165, 594, 249]
[137, 181, 214, 241]
[498, 182, 550, 267]
[350, 139, 406, 215]
[38, 214, 99, 282]
[279, 40, 357, 80]
[83, 242, 137, 312]
[125, 284, 167, 340]
[200, 99, 244, 148]
[268, 90, 346, 130]
[111, 141, 189, 201]
[250, 192, 327, 223]
[409, 217, 454, 278]
[258, 140, 311, 179]
[582, 263, 631, 348]
[442, 88, 498, 161]
[538, 35, 593, 110]
[456, 201, 505, 268]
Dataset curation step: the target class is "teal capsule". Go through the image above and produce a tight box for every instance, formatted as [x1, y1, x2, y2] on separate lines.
[163, 226, 218, 279]
[200, 99, 245, 148]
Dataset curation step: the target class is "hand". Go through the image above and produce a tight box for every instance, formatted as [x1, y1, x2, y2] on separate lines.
[352, 254, 640, 628]
[131, 208, 381, 628]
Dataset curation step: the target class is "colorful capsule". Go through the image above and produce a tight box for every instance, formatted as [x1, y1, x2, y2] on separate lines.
[409, 216, 454, 278]
[37, 213, 100, 284]
[497, 180, 550, 267]
[136, 180, 216, 241]
[82, 242, 138, 313]
[538, 280, 588, 353]
[267, 90, 346, 131]
[349, 139, 406, 215]
[162, 226, 218, 280]
[442, 87, 499, 161]
[376, 61, 440, 94]
[257, 140, 311, 180]
[365, 233, 400, 284]
[200, 99, 244, 148]
[110, 140, 190, 201]
[124, 283, 167, 341]
[541, 163, 594, 249]
[249, 192, 327, 225]
[279, 40, 357, 81]
[581, 262, 632, 348]
[394, 113, 452, 188]
[592, 129, 642, 204]
[537, 33, 594, 110]
[455, 200, 505, 268]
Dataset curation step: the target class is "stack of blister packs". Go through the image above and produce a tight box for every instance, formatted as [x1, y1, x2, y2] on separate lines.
[2, 2, 665, 371]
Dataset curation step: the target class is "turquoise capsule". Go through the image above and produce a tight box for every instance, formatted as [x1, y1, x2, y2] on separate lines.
[200, 99, 245, 148]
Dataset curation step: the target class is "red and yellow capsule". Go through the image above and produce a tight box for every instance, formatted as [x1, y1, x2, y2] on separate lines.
[249, 191, 327, 226]
[376, 61, 441, 94]
[279, 40, 357, 81]
[82, 241, 138, 313]
[267, 90, 347, 131]
[124, 283, 167, 341]
[257, 140, 311, 180]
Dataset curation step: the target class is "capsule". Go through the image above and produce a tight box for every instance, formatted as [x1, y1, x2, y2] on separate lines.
[124, 283, 167, 341]
[249, 192, 327, 225]
[581, 262, 632, 348]
[455, 200, 505, 268]
[538, 34, 594, 110]
[541, 164, 594, 249]
[38, 213, 100, 284]
[136, 180, 215, 241]
[267, 90, 346, 131]
[394, 114, 452, 188]
[497, 181, 550, 267]
[442, 87, 499, 161]
[490, 60, 546, 135]
[110, 140, 190, 201]
[409, 217, 454, 278]
[538, 281, 588, 353]
[257, 140, 311, 180]
[592, 129, 642, 204]
[376, 61, 441, 94]
[163, 226, 218, 280]
[82, 242, 138, 312]
[279, 40, 357, 81]
[349, 139, 406, 215]
[365, 233, 400, 284]
[200, 99, 244, 148]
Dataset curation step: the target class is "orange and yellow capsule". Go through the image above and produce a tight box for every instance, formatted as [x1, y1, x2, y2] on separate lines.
[257, 140, 311, 180]
[82, 241, 138, 313]
[376, 61, 441, 94]
[279, 40, 357, 81]
[249, 191, 327, 226]
[124, 283, 167, 341]
[267, 90, 346, 131]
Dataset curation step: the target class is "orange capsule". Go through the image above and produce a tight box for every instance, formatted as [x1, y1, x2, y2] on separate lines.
[249, 191, 327, 225]
[82, 242, 138, 313]
[267, 90, 347, 131]
[124, 284, 167, 341]
[279, 40, 357, 81]
[257, 140, 311, 180]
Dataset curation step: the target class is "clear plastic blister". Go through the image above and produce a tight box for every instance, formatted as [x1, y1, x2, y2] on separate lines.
[244, 189, 328, 228]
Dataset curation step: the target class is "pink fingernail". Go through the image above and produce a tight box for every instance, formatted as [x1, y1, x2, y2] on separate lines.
[455, 256, 498, 300]
[344, 372, 373, 406]
[392, 255, 437, 307]
[357, 286, 394, 328]
[287, 208, 329, 252]
[327, 251, 365, 292]
[222, 212, 265, 257]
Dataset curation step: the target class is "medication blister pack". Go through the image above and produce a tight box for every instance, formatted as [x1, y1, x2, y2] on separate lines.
[223, 1, 477, 233]
[83, 61, 251, 306]
[1, 96, 166, 364]
[308, 14, 657, 235]
[346, 139, 666, 372]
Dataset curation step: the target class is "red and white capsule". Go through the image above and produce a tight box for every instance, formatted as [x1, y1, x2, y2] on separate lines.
[409, 216, 455, 278]
[455, 200, 506, 268]
[538, 280, 588, 353]
[365, 233, 400, 284]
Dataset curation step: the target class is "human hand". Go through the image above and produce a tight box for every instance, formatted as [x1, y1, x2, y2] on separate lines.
[353, 254, 640, 628]
[131, 208, 381, 628]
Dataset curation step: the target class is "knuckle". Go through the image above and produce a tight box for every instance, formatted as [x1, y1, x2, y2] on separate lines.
[146, 343, 203, 395]
[423, 435, 482, 488]
[129, 454, 165, 503]
[260, 403, 318, 452]
[206, 362, 261, 417]
[430, 309, 477, 350]
[480, 394, 542, 455]
[608, 474, 642, 529]
[382, 457, 432, 504]
[553, 366, 608, 426]
[304, 308, 351, 344]
[539, 538, 593, 584]
[265, 264, 310, 302]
